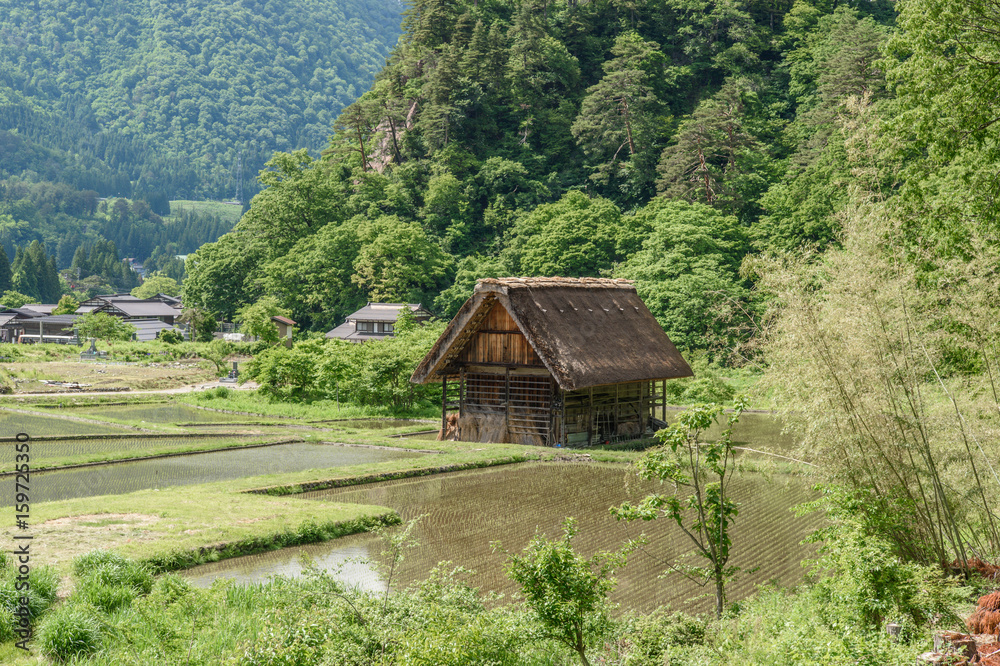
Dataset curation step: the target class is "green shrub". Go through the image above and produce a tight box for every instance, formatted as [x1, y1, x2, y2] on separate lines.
[620, 609, 706, 666]
[0, 559, 60, 637]
[159, 329, 184, 344]
[38, 604, 103, 662]
[200, 385, 232, 400]
[76, 582, 139, 614]
[809, 521, 963, 634]
[72, 551, 154, 614]
[149, 573, 194, 605]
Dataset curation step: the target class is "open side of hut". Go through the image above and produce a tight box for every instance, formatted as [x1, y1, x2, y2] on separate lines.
[410, 277, 693, 446]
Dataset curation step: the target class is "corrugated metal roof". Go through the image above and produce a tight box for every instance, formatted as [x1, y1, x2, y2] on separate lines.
[126, 319, 182, 341]
[37, 315, 82, 324]
[324, 322, 393, 343]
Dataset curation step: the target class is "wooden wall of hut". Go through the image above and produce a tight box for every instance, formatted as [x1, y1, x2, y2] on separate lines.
[457, 302, 544, 367]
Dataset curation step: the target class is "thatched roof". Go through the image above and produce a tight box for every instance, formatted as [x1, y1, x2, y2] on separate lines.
[411, 277, 693, 391]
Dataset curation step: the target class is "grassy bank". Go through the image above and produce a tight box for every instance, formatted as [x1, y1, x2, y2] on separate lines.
[179, 386, 441, 420]
[17, 484, 398, 573]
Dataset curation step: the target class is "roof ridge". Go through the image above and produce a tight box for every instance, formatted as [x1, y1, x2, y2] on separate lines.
[476, 277, 635, 290]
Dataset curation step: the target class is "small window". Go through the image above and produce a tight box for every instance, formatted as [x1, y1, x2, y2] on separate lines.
[380, 322, 394, 334]
[357, 321, 374, 333]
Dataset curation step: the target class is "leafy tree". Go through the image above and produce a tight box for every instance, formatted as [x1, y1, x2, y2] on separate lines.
[571, 32, 668, 201]
[499, 518, 626, 666]
[182, 233, 260, 321]
[179, 308, 217, 343]
[656, 79, 782, 223]
[615, 199, 751, 354]
[235, 296, 291, 345]
[0, 290, 34, 308]
[613, 398, 748, 618]
[0, 246, 11, 294]
[52, 294, 79, 315]
[198, 339, 235, 375]
[262, 221, 364, 331]
[76, 312, 136, 347]
[503, 191, 622, 277]
[131, 274, 180, 299]
[246, 340, 323, 398]
[352, 216, 454, 303]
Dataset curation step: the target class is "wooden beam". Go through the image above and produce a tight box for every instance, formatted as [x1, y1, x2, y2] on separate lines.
[442, 375, 448, 435]
[587, 386, 593, 447]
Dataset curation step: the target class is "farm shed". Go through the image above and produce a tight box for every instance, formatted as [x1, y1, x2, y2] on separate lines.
[410, 277, 693, 447]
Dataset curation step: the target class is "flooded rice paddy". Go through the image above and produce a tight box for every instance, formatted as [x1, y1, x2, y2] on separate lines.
[68, 403, 279, 425]
[0, 434, 271, 469]
[0, 409, 133, 437]
[183, 462, 821, 615]
[0, 442, 423, 506]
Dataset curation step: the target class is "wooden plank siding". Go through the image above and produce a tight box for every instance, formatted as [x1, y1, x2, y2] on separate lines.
[457, 302, 544, 367]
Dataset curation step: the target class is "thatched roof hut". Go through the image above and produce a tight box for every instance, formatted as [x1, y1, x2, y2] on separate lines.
[412, 277, 693, 446]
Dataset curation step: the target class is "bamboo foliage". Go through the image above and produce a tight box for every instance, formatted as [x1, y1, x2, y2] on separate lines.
[756, 101, 1000, 566]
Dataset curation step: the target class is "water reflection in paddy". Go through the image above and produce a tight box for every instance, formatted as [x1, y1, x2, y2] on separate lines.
[0, 442, 422, 506]
[183, 462, 821, 614]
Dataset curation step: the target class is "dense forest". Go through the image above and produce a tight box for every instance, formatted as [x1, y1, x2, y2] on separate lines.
[185, 0, 906, 350]
[0, 0, 403, 302]
[0, 0, 403, 201]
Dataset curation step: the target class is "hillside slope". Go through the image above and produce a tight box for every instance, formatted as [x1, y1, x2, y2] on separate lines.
[0, 0, 403, 200]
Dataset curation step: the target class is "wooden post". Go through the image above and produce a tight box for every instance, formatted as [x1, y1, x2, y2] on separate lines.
[614, 383, 619, 440]
[561, 388, 567, 446]
[504, 367, 510, 431]
[587, 387, 594, 446]
[640, 381, 647, 434]
[459, 368, 466, 440]
[442, 376, 448, 435]
[662, 380, 667, 422]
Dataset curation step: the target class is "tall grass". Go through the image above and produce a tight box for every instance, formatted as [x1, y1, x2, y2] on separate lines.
[754, 99, 1000, 567]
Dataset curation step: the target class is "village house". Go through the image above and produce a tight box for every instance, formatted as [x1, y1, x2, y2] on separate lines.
[410, 277, 693, 447]
[77, 294, 181, 324]
[0, 308, 77, 343]
[325, 303, 433, 342]
[271, 315, 296, 348]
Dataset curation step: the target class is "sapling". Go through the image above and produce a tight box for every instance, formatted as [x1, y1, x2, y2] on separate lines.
[497, 517, 628, 666]
[613, 397, 747, 617]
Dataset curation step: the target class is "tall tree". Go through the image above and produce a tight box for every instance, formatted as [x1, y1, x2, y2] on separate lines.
[571, 32, 668, 202]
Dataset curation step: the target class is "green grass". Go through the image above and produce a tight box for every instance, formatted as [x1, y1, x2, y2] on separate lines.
[19, 482, 398, 574]
[179, 389, 440, 420]
[166, 199, 243, 224]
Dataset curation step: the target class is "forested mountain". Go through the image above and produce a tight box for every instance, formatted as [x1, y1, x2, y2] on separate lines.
[0, 0, 403, 201]
[186, 0, 914, 356]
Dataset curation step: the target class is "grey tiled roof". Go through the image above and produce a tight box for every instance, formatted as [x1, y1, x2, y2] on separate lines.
[347, 303, 432, 322]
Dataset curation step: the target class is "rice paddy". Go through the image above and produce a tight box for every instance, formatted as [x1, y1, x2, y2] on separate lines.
[69, 403, 282, 425]
[2, 442, 424, 506]
[183, 462, 822, 615]
[0, 434, 285, 472]
[0, 409, 134, 437]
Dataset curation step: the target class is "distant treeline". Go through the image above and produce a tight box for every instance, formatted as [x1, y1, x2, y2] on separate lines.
[0, 0, 403, 201]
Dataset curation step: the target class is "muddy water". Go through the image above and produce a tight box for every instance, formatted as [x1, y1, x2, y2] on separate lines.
[0, 443, 422, 507]
[183, 462, 821, 614]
